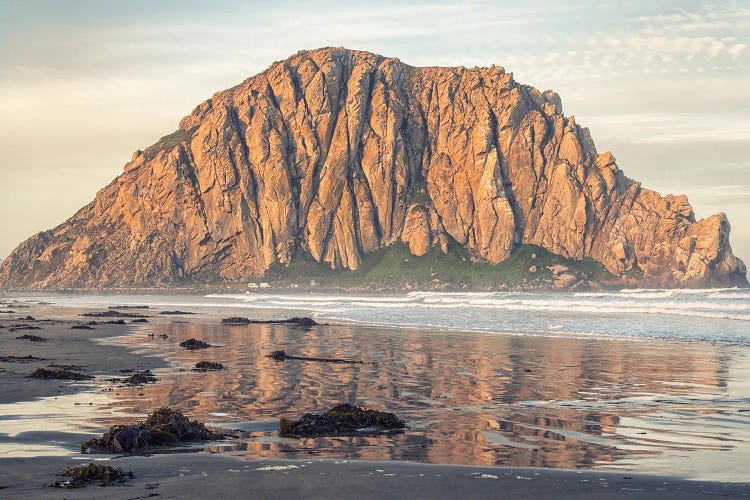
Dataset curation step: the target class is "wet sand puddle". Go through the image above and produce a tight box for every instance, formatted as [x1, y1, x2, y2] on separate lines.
[98, 320, 750, 481]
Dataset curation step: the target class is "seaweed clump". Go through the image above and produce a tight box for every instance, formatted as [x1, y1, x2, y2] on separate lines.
[81, 407, 221, 454]
[50, 463, 133, 488]
[221, 316, 252, 325]
[179, 338, 211, 350]
[279, 403, 405, 437]
[266, 350, 362, 364]
[221, 316, 318, 326]
[15, 334, 46, 341]
[82, 310, 146, 318]
[121, 370, 158, 385]
[0, 354, 45, 363]
[30, 368, 93, 381]
[193, 361, 224, 371]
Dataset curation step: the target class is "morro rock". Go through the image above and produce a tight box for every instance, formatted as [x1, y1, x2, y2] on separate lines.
[0, 47, 746, 288]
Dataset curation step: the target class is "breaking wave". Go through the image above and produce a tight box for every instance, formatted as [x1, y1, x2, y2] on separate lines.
[206, 288, 750, 343]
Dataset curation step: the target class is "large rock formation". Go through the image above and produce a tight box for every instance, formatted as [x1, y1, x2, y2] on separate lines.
[0, 48, 746, 289]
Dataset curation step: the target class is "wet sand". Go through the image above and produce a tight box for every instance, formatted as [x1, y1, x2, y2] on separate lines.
[1, 455, 748, 499]
[1, 298, 749, 497]
[0, 308, 165, 405]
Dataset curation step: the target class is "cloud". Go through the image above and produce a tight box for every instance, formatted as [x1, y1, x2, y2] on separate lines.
[583, 113, 750, 144]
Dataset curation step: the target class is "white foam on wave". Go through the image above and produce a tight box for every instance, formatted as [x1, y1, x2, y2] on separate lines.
[207, 288, 750, 322]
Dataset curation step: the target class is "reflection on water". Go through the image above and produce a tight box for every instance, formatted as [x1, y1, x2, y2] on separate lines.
[101, 321, 750, 481]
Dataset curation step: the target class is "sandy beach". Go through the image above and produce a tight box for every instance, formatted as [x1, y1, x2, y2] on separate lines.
[2, 455, 748, 499]
[1, 295, 749, 498]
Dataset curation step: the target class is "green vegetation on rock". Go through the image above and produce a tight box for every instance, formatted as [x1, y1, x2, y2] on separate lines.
[264, 241, 615, 290]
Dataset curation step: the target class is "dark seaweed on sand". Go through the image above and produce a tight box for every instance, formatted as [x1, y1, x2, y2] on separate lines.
[121, 370, 158, 385]
[193, 361, 224, 371]
[0, 354, 45, 362]
[179, 338, 211, 350]
[279, 403, 405, 437]
[30, 367, 93, 381]
[50, 463, 133, 488]
[159, 310, 194, 315]
[16, 334, 46, 342]
[9, 324, 42, 332]
[266, 350, 362, 364]
[81, 407, 221, 454]
[82, 310, 147, 318]
[221, 316, 318, 326]
[71, 324, 95, 330]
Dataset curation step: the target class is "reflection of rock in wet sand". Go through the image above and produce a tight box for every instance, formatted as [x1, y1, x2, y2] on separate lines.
[103, 320, 735, 471]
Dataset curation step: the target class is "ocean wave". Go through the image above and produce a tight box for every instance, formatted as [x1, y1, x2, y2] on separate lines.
[207, 290, 750, 322]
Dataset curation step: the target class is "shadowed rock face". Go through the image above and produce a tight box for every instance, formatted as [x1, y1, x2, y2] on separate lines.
[0, 47, 746, 289]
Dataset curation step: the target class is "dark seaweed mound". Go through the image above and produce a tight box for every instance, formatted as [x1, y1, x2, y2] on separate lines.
[279, 403, 405, 437]
[194, 361, 224, 371]
[179, 338, 211, 350]
[81, 407, 221, 453]
[51, 463, 133, 488]
[30, 368, 93, 381]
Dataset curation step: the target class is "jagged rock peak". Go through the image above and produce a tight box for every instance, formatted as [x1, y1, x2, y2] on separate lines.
[0, 47, 746, 289]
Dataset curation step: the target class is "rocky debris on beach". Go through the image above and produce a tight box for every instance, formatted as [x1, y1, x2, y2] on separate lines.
[81, 407, 221, 454]
[104, 319, 126, 325]
[17, 315, 36, 321]
[179, 338, 211, 350]
[71, 324, 95, 330]
[30, 367, 93, 381]
[221, 316, 318, 327]
[266, 350, 362, 364]
[16, 334, 47, 342]
[109, 305, 150, 310]
[81, 310, 147, 319]
[279, 403, 405, 437]
[130, 318, 149, 323]
[193, 361, 224, 371]
[0, 354, 45, 363]
[50, 463, 134, 488]
[159, 310, 195, 315]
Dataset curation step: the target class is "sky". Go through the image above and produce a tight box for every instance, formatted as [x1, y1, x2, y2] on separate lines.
[1, 0, 749, 262]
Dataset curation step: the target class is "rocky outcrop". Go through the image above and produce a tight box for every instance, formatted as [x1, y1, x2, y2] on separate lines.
[0, 48, 746, 289]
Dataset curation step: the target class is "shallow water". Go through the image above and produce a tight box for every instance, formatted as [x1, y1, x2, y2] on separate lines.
[100, 319, 750, 481]
[21, 288, 750, 343]
[3, 291, 750, 481]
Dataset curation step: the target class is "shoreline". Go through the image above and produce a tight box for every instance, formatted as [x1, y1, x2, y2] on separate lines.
[1, 298, 749, 496]
[0, 308, 166, 406]
[1, 455, 748, 499]
[6, 281, 749, 295]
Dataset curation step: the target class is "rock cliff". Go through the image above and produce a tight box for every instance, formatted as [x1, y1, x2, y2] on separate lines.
[0, 48, 746, 289]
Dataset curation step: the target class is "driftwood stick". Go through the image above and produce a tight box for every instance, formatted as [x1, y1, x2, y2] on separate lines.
[266, 350, 362, 364]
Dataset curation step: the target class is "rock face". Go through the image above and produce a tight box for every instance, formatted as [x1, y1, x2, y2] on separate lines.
[0, 48, 746, 289]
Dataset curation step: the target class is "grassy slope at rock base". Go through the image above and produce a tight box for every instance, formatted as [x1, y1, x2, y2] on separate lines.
[264, 242, 618, 290]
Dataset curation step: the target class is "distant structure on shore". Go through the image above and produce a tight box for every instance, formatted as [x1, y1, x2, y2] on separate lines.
[0, 48, 746, 290]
